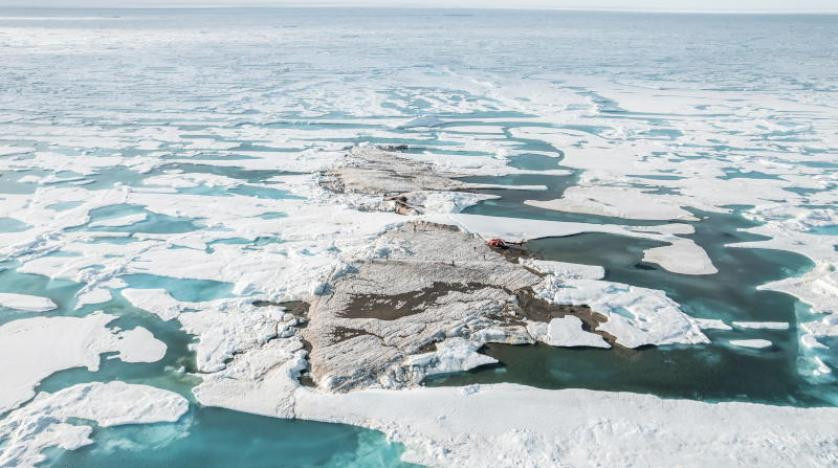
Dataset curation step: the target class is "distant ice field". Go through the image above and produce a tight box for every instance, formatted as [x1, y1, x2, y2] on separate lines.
[0, 8, 836, 467]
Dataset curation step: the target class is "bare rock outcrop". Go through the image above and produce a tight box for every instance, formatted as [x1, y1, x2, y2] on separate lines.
[320, 146, 490, 214]
[303, 222, 604, 392]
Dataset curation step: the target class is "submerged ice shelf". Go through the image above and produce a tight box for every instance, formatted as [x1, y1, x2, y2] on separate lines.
[0, 8, 836, 467]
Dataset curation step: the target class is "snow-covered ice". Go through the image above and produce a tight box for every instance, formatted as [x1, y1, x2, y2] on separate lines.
[531, 316, 611, 348]
[525, 186, 698, 222]
[0, 313, 166, 412]
[518, 258, 605, 280]
[0, 293, 57, 313]
[729, 339, 773, 349]
[732, 321, 790, 330]
[121, 288, 183, 321]
[535, 278, 708, 348]
[0, 382, 188, 467]
[292, 384, 838, 467]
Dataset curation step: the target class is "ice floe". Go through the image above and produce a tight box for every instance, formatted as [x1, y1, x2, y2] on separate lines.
[404, 337, 499, 377]
[121, 288, 183, 321]
[0, 382, 188, 467]
[758, 262, 837, 317]
[73, 288, 112, 310]
[87, 212, 148, 228]
[528, 316, 611, 348]
[0, 313, 166, 413]
[732, 321, 790, 330]
[0, 293, 57, 313]
[728, 339, 773, 349]
[180, 301, 297, 374]
[694, 318, 733, 331]
[290, 384, 838, 468]
[535, 277, 708, 348]
[641, 239, 718, 275]
[525, 186, 699, 222]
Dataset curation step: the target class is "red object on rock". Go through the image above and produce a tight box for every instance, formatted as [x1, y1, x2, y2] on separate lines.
[487, 238, 508, 249]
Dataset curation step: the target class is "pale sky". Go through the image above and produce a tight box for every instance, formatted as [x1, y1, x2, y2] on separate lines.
[1, 0, 836, 13]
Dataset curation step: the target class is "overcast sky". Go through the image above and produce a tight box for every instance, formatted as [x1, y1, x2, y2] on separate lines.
[1, 0, 836, 13]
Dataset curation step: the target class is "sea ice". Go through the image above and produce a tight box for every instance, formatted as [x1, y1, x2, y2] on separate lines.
[693, 318, 733, 331]
[0, 293, 57, 313]
[0, 382, 188, 467]
[87, 212, 148, 228]
[292, 383, 838, 468]
[2, 17, 837, 466]
[74, 288, 112, 309]
[403, 337, 499, 376]
[0, 313, 166, 412]
[121, 288, 183, 321]
[179, 302, 296, 373]
[731, 321, 790, 330]
[641, 239, 718, 275]
[518, 258, 605, 280]
[537, 316, 611, 348]
[525, 186, 699, 221]
[729, 339, 773, 349]
[536, 278, 708, 348]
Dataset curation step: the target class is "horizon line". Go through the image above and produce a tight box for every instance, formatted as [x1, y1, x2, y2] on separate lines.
[1, 4, 838, 14]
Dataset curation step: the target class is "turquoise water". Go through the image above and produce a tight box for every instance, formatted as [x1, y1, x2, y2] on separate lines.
[46, 201, 85, 211]
[431, 231, 835, 405]
[120, 274, 235, 302]
[0, 265, 83, 325]
[46, 407, 413, 468]
[156, 163, 298, 184]
[0, 217, 30, 232]
[32, 295, 415, 467]
[810, 225, 838, 236]
[443, 185, 838, 405]
[82, 205, 202, 234]
[180, 183, 301, 200]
